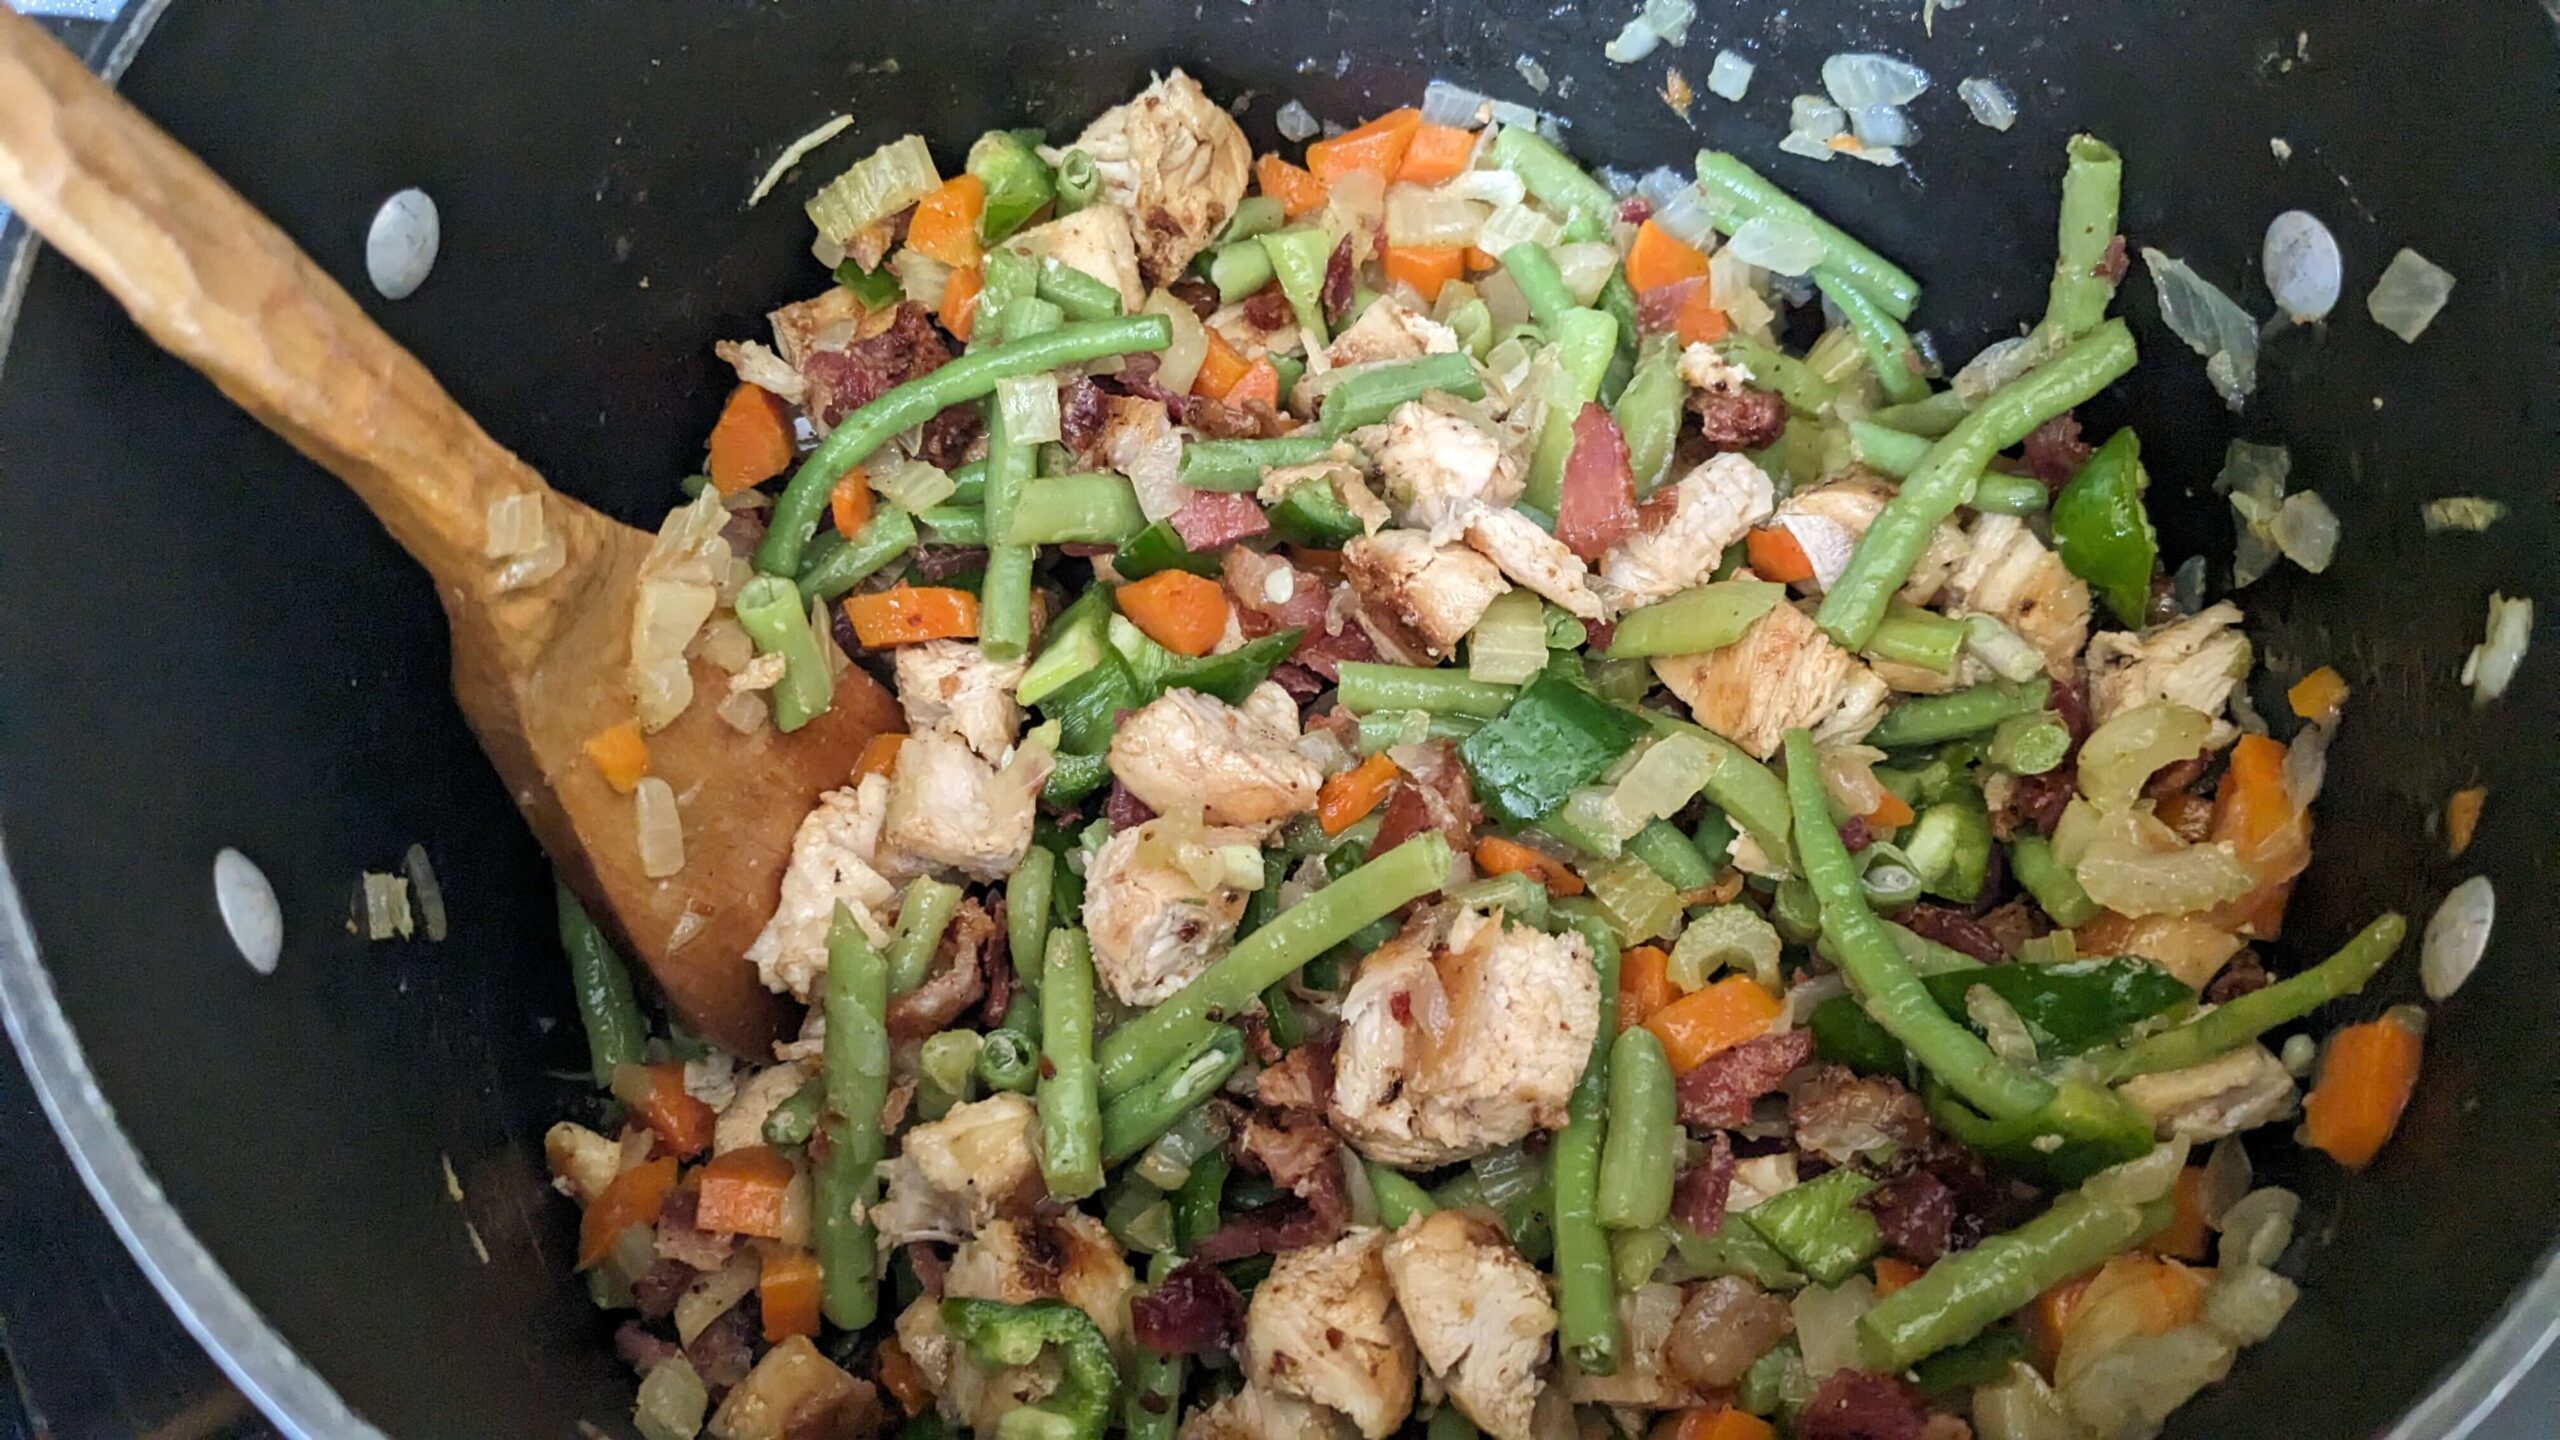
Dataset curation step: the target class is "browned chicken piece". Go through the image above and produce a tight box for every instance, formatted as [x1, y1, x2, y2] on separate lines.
[1006, 204, 1148, 313]
[1246, 1227, 1419, 1439]
[893, 640, 1025, 762]
[746, 779, 901, 1001]
[1082, 816, 1260, 1004]
[1940, 513, 2093, 675]
[1342, 529, 1511, 659]
[1461, 505, 1608, 621]
[880, 729, 1050, 882]
[871, 1092, 1043, 1247]
[2086, 601, 2253, 748]
[1599, 452, 1776, 610]
[1651, 601, 1891, 760]
[1071, 70, 1254, 288]
[1107, 687, 1324, 833]
[1381, 1211, 1556, 1440]
[1363, 400, 1524, 539]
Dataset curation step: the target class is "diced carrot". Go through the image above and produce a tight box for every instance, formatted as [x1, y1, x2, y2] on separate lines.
[1307, 108, 1423, 185]
[576, 1156, 678, 1268]
[1226, 357, 1281, 411]
[843, 585, 981, 646]
[695, 1145, 798, 1239]
[1673, 283, 1731, 346]
[1194, 329, 1253, 400]
[1746, 526, 1815, 583]
[1255, 154, 1329, 218]
[1646, 975, 1783, 1073]
[2023, 1270, 2096, 1367]
[938, 264, 984, 342]
[1872, 1257, 1924, 1297]
[1382, 244, 1467, 303]
[2142, 1167, 2214, 1261]
[873, 1333, 933, 1415]
[830, 466, 875, 538]
[758, 1248, 825, 1343]
[1465, 245, 1502, 272]
[2303, 1010, 2424, 1170]
[1319, 754, 1401, 837]
[1396, 122, 1479, 185]
[855, 732, 907, 780]
[2206, 732, 2310, 939]
[613, 1061, 717, 1158]
[1117, 569, 1232, 658]
[2445, 785, 2486, 858]
[1626, 219, 1715, 294]
[2213, 733, 2291, 851]
[2287, 664, 2350, 725]
[1865, 790, 1916, 830]
[1617, 945, 1679, 1031]
[584, 720, 651, 794]
[1474, 834, 1588, 897]
[706, 383, 797, 496]
[1666, 1405, 1777, 1440]
[905, 175, 986, 268]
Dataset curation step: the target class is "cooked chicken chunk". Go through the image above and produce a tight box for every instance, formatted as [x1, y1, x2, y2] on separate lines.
[872, 1092, 1043, 1247]
[1365, 401, 1524, 538]
[1108, 688, 1324, 833]
[2087, 602, 2253, 749]
[896, 1294, 1060, 1436]
[714, 338, 808, 407]
[1247, 1228, 1419, 1440]
[1940, 513, 2093, 675]
[1332, 911, 1600, 1167]
[1462, 506, 1608, 621]
[1343, 529, 1512, 659]
[714, 1063, 815, 1156]
[947, 1210, 1139, 1348]
[1652, 601, 1892, 759]
[1677, 342, 1756, 396]
[1082, 816, 1259, 1005]
[1599, 453, 1776, 610]
[1382, 1212, 1556, 1440]
[746, 780, 901, 1001]
[2118, 1043, 2299, 1143]
[1007, 205, 1148, 314]
[766, 286, 870, 377]
[881, 730, 1049, 882]
[1180, 1385, 1359, 1440]
[894, 640, 1025, 761]
[1770, 476, 1968, 603]
[1561, 1283, 1704, 1409]
[544, 1121, 624, 1204]
[1327, 295, 1461, 370]
[707, 1336, 877, 1440]
[1071, 70, 1252, 288]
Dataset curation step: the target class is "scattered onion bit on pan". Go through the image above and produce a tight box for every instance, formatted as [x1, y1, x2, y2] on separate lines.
[2443, 786, 2485, 858]
[355, 870, 414, 941]
[745, 113, 854, 208]
[2458, 591, 2533, 706]
[2421, 496, 2506, 534]
[2421, 876, 2495, 1002]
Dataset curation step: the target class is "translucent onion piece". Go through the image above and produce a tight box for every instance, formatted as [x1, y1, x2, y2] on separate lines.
[804, 134, 939, 245]
[1553, 242, 1621, 306]
[1643, 0, 1698, 46]
[2198, 1139, 2253, 1229]
[1850, 105, 1916, 148]
[1651, 182, 1721, 251]
[1612, 731, 1717, 826]
[632, 579, 719, 730]
[995, 376, 1061, 448]
[1604, 18, 1662, 64]
[2458, 591, 2532, 706]
[632, 1357, 709, 1440]
[1385, 184, 1491, 248]
[1790, 94, 1850, 141]
[1778, 131, 1840, 164]
[2079, 702, 2213, 811]
[890, 248, 951, 309]
[2214, 439, 2291, 589]
[715, 689, 769, 734]
[1967, 984, 2041, 1066]
[1474, 1140, 1543, 1211]
[2060, 1327, 2234, 1438]
[1561, 785, 1641, 851]
[2421, 496, 2506, 533]
[695, 616, 755, 673]
[2421, 874, 2495, 1001]
[674, 1256, 760, 1344]
[402, 842, 449, 943]
[1957, 76, 2018, 131]
[1515, 55, 1551, 94]
[2261, 210, 2342, 322]
[360, 871, 414, 941]
[1843, 144, 1904, 168]
[2218, 1187, 2300, 1268]
[2084, 1135, 2189, 1207]
[746, 114, 853, 208]
[2205, 1265, 2298, 1346]
[2366, 247, 2455, 343]
[1973, 1363, 2075, 1440]
[1726, 214, 1827, 276]
[1636, 165, 1689, 213]
[2281, 719, 2331, 811]
[1814, 741, 1887, 817]
[2076, 833, 2254, 918]
[1421, 79, 1494, 128]
[633, 778, 685, 878]
[867, 458, 957, 512]
[1953, 327, 2066, 404]
[1141, 292, 1209, 394]
[2143, 247, 2260, 410]
[1790, 1276, 1876, 1379]
[2279, 1033, 2317, 1076]
[1707, 50, 1756, 101]
[365, 188, 440, 301]
[1821, 53, 1930, 108]
[484, 493, 546, 559]
[1475, 201, 1565, 259]
[1275, 99, 1319, 142]
[1710, 248, 1778, 339]
[2271, 490, 2339, 572]
[1443, 169, 1529, 209]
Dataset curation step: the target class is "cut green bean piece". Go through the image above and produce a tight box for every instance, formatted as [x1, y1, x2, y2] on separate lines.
[1488, 127, 1616, 229]
[1989, 712, 2072, 775]
[1336, 663, 1516, 718]
[1859, 1187, 2168, 1372]
[1870, 388, 1971, 438]
[817, 907, 891, 1329]
[1595, 1028, 1678, 1230]
[2086, 912, 2406, 1081]
[1867, 679, 2052, 749]
[1695, 150, 1921, 320]
[734, 575, 836, 732]
[2039, 135, 2126, 343]
[557, 883, 644, 1087]
[1034, 256, 1127, 321]
[1369, 1163, 1441, 1230]
[1319, 352, 1488, 438]
[1502, 242, 1576, 327]
[1848, 418, 1932, 479]
[1524, 308, 1619, 511]
[1613, 335, 1687, 495]
[795, 504, 919, 602]
[1741, 1166, 1883, 1286]
[1718, 335, 1837, 416]
[2008, 836, 2099, 927]
[1037, 930, 1105, 1200]
[1969, 471, 2053, 516]
[1607, 580, 1786, 659]
[1817, 273, 1929, 405]
[1860, 601, 1967, 674]
[1259, 225, 1336, 341]
[1553, 931, 1622, 1374]
[884, 876, 965, 997]
[1178, 435, 1335, 491]
[1053, 148, 1100, 212]
[1098, 1026, 1247, 1167]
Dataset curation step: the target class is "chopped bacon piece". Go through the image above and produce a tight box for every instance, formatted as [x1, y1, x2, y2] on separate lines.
[1675, 1031, 1817, 1129]
[1695, 388, 1788, 452]
[1897, 904, 2007, 963]
[1169, 491, 1271, 551]
[1319, 234, 1356, 321]
[1796, 1369, 1932, 1440]
[2022, 412, 2092, 488]
[1671, 1131, 1738, 1233]
[1132, 1259, 1248, 1356]
[1555, 403, 1640, 562]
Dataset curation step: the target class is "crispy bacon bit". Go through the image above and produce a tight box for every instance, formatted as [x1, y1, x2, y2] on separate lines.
[1105, 779, 1158, 830]
[1796, 1369, 1932, 1440]
[906, 1241, 950, 1298]
[1267, 661, 1330, 703]
[1897, 903, 2007, 963]
[2022, 412, 2092, 488]
[616, 1321, 683, 1377]
[1862, 1171, 1958, 1265]
[1671, 1131, 1738, 1233]
[1637, 276, 1706, 334]
[1169, 491, 1271, 550]
[1790, 1066, 1931, 1165]
[1582, 617, 1617, 651]
[1225, 547, 1330, 635]
[2005, 769, 2077, 837]
[1556, 403, 1641, 562]
[684, 1304, 759, 1393]
[1242, 282, 1294, 332]
[1237, 1008, 1285, 1064]
[654, 1184, 736, 1271]
[2205, 952, 2273, 1004]
[1167, 276, 1222, 321]
[2051, 675, 2092, 751]
[1695, 388, 1789, 452]
[910, 545, 988, 581]
[1191, 1108, 1349, 1261]
[1675, 1031, 1817, 1128]
[979, 903, 1016, 1027]
[1874, 1134, 2013, 1258]
[1368, 739, 1480, 856]
[1132, 1259, 1249, 1356]
[1059, 377, 1111, 462]
[1837, 816, 1875, 853]
[1619, 195, 1655, 225]
[918, 408, 983, 469]
[1319, 235, 1356, 321]
[886, 899, 996, 1038]
[631, 1258, 697, 1321]
[2095, 234, 2130, 284]
[1257, 1038, 1336, 1113]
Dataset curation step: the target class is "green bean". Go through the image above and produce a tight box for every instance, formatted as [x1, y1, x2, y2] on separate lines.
[1204, 238, 1277, 303]
[1318, 352, 1488, 438]
[917, 1029, 984, 1121]
[973, 310, 1067, 661]
[1097, 835, 1451, 1099]
[2087, 912, 2406, 1081]
[1099, 1026, 1247, 1167]
[989, 294, 1065, 351]
[1816, 321, 2136, 649]
[1784, 730, 2056, 1121]
[1427, 1403, 1483, 1440]
[2008, 836, 2099, 928]
[1053, 148, 1100, 213]
[1123, 1254, 1186, 1440]
[733, 575, 835, 732]
[2039, 135, 2125, 343]
[1848, 418, 1932, 479]
[1858, 1188, 2169, 1372]
[1869, 388, 1971, 438]
[1644, 713, 1796, 874]
[1595, 1028, 1678, 1230]
[817, 906, 891, 1329]
[1174, 1145, 1230, 1251]
[1613, 1225, 1676, 1292]
[1694, 150, 1921, 320]
[1219, 195, 1285, 245]
[977, 998, 1041, 1094]
[1553, 935, 1623, 1374]
[1260, 225, 1336, 340]
[1524, 308, 1620, 511]
[1718, 335, 1837, 416]
[1038, 929, 1104, 1200]
[914, 505, 988, 546]
[1859, 602, 1967, 674]
[1487, 127, 1616, 229]
[1501, 242, 1576, 327]
[1605, 579, 1785, 659]
[556, 883, 644, 1087]
[1969, 472, 2052, 516]
[1988, 712, 2072, 776]
[885, 876, 965, 996]
[1612, 334, 1687, 495]
[1034, 257, 1127, 321]
[762, 1075, 823, 1147]
[1907, 796, 1992, 905]
[1817, 274, 1929, 405]
[1003, 473, 1148, 545]
[1008, 847, 1056, 993]
[1335, 662, 1517, 718]
[1866, 679, 2052, 749]
[795, 504, 919, 602]
[755, 315, 1169, 576]
[1369, 1162, 1441, 1230]
[1627, 819, 1717, 892]
[1178, 435, 1335, 492]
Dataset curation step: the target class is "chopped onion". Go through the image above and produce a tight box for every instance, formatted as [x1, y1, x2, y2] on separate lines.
[633, 778, 685, 879]
[1777, 131, 1838, 164]
[1142, 292, 1209, 394]
[632, 579, 719, 730]
[485, 494, 565, 592]
[632, 1357, 708, 1440]
[2172, 553, 2209, 614]
[2280, 1033, 2317, 1077]
[1790, 94, 1850, 140]
[2079, 702, 2213, 811]
[2421, 496, 2506, 533]
[715, 689, 769, 734]
[2421, 875, 2495, 1000]
[2459, 591, 2532, 705]
[1386, 184, 1491, 248]
[1821, 53, 1930, 109]
[2214, 439, 2291, 589]
[996, 375, 1061, 446]
[867, 458, 956, 512]
[402, 843, 448, 943]
[359, 871, 414, 941]
[1707, 50, 1756, 101]
[213, 848, 283, 975]
[1842, 143, 1904, 168]
[695, 616, 754, 673]
[1275, 99, 1320, 142]
[805, 133, 939, 245]
[2084, 1135, 2189, 1206]
[2205, 1265, 2299, 1345]
[1725, 214, 1826, 276]
[2271, 490, 2339, 572]
[1611, 730, 1717, 825]
[2218, 1187, 2300, 1268]
[1850, 105, 1916, 149]
[1973, 1362, 2075, 1440]
[1421, 79, 1493, 128]
[365, 188, 440, 302]
[1475, 201, 1564, 258]
[2060, 1327, 2234, 1438]
[1515, 55, 1551, 94]
[890, 249, 951, 309]
[2367, 247, 2455, 343]
[2143, 247, 2260, 410]
[1553, 242, 1621, 306]
[1968, 984, 2041, 1066]
[1709, 247, 1778, 339]
[2199, 1139, 2253, 1229]
[1604, 19, 1662, 64]
[675, 1255, 760, 1344]
[1957, 76, 2018, 131]
[1649, 183, 1720, 252]
[1790, 1277, 1876, 1379]
[1443, 169, 1528, 209]
[2261, 210, 2342, 323]
[746, 114, 854, 208]
[1643, 0, 1698, 45]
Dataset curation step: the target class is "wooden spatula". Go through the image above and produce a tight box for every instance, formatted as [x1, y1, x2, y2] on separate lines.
[0, 11, 897, 1055]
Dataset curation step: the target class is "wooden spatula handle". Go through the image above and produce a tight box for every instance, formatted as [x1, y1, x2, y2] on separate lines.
[0, 9, 593, 598]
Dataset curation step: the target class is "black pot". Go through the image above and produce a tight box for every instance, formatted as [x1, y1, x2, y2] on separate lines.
[0, 1, 2551, 1435]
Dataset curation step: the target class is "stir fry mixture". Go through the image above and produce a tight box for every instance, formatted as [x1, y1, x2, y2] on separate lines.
[546, 72, 2433, 1440]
